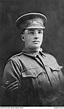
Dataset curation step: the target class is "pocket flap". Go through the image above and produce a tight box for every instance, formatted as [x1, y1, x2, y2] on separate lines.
[22, 67, 45, 78]
[49, 63, 63, 70]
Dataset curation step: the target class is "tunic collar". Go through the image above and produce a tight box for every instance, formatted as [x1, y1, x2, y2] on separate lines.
[22, 47, 43, 57]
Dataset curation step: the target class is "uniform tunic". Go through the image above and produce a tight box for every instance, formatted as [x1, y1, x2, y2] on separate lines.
[1, 48, 64, 106]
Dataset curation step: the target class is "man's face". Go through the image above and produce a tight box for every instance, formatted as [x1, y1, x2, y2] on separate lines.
[22, 28, 43, 49]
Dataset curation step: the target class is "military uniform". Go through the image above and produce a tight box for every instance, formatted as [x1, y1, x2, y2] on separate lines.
[1, 48, 64, 106]
[1, 12, 64, 106]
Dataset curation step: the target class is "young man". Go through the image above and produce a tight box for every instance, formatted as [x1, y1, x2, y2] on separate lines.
[1, 12, 64, 106]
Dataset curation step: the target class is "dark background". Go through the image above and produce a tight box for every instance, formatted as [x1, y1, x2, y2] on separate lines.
[0, 0, 64, 104]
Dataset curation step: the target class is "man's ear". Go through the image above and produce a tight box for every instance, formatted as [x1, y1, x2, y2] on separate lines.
[21, 34, 25, 41]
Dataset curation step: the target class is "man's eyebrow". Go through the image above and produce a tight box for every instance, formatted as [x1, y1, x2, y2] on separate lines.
[27, 29, 43, 31]
[27, 29, 35, 31]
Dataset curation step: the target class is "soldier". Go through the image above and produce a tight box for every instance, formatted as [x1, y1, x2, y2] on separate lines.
[1, 12, 64, 106]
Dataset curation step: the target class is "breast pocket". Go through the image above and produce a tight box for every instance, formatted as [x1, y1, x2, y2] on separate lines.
[49, 63, 63, 78]
[47, 63, 63, 89]
[21, 67, 45, 78]
[50, 63, 64, 86]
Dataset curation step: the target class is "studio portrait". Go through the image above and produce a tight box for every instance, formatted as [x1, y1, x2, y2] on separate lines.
[0, 0, 64, 106]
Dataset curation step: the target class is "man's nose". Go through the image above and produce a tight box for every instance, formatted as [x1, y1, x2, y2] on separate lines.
[34, 31, 39, 38]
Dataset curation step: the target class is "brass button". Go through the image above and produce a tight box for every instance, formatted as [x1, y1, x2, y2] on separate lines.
[6, 81, 9, 84]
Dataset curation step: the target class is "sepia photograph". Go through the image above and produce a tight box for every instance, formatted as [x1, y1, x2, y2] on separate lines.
[0, 0, 64, 107]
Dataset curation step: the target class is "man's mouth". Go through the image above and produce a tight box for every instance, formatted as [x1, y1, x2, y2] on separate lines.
[33, 40, 40, 42]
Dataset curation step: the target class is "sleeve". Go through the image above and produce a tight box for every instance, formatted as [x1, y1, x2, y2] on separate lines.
[1, 59, 21, 106]
[45, 54, 64, 105]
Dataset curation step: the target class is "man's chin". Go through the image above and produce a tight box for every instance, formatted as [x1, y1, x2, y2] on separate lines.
[30, 46, 40, 49]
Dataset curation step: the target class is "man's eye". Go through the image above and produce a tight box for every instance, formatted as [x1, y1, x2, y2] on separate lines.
[28, 31, 34, 34]
[38, 30, 43, 34]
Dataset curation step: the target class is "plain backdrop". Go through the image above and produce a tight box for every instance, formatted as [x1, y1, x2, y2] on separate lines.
[0, 0, 64, 105]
